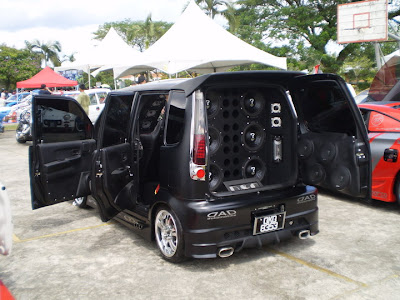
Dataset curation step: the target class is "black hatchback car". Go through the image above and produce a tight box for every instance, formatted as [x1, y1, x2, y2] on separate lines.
[29, 71, 371, 262]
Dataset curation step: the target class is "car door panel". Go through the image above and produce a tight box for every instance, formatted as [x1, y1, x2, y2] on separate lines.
[34, 140, 96, 202]
[101, 139, 136, 211]
[290, 74, 371, 198]
[30, 95, 95, 209]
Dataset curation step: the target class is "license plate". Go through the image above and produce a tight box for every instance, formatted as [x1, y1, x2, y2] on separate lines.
[253, 212, 286, 235]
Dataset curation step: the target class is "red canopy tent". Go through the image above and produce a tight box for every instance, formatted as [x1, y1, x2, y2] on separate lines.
[16, 66, 78, 88]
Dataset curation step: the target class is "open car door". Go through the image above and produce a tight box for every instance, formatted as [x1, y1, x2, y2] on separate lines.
[290, 74, 371, 199]
[29, 95, 95, 209]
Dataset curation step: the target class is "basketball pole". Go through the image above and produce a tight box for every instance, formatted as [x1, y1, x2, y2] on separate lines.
[374, 43, 383, 69]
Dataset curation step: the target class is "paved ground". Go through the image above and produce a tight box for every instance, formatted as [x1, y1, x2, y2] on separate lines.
[0, 129, 399, 300]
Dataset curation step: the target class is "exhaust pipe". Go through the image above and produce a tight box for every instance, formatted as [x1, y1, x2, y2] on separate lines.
[297, 230, 310, 240]
[218, 247, 234, 258]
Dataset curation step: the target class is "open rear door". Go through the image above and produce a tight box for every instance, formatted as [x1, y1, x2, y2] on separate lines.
[29, 95, 95, 209]
[290, 74, 371, 199]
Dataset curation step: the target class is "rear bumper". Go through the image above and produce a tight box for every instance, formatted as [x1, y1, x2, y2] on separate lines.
[170, 185, 319, 258]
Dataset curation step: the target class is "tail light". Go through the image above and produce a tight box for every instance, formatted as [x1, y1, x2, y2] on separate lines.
[190, 90, 207, 181]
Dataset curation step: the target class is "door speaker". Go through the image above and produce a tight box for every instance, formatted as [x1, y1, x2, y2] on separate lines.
[305, 163, 326, 185]
[330, 166, 351, 190]
[298, 138, 314, 159]
[319, 142, 337, 162]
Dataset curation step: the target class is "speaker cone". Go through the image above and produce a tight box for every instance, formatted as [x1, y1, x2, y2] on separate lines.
[305, 163, 326, 185]
[242, 123, 265, 152]
[298, 138, 314, 159]
[209, 163, 223, 192]
[242, 157, 266, 181]
[330, 166, 351, 190]
[208, 126, 221, 155]
[205, 91, 221, 118]
[320, 142, 336, 162]
[241, 90, 264, 117]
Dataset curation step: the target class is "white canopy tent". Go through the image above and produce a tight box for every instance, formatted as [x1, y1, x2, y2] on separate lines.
[114, 1, 287, 78]
[55, 27, 141, 86]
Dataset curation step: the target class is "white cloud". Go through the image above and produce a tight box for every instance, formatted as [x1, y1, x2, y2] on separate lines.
[0, 0, 190, 56]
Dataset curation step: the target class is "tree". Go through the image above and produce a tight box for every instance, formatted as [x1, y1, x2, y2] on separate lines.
[222, 1, 240, 33]
[195, 0, 226, 19]
[236, 0, 400, 74]
[24, 40, 62, 67]
[0, 45, 41, 90]
[93, 17, 172, 52]
[62, 53, 76, 64]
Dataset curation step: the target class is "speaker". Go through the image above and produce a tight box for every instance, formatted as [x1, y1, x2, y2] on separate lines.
[298, 138, 314, 159]
[319, 142, 336, 162]
[209, 163, 223, 192]
[241, 90, 265, 117]
[206, 86, 297, 193]
[305, 163, 326, 185]
[242, 123, 266, 152]
[208, 126, 221, 155]
[330, 166, 351, 190]
[242, 157, 266, 181]
[206, 91, 221, 118]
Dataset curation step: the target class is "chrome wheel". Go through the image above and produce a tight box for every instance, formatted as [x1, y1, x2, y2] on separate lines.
[73, 196, 88, 208]
[155, 209, 178, 257]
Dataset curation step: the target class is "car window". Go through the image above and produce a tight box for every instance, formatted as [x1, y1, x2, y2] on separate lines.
[97, 92, 108, 104]
[101, 94, 134, 147]
[300, 81, 356, 135]
[89, 94, 97, 105]
[36, 98, 92, 143]
[368, 111, 400, 132]
[136, 93, 167, 134]
[165, 91, 186, 145]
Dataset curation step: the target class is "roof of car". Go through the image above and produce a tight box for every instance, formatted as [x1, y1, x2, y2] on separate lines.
[112, 71, 306, 97]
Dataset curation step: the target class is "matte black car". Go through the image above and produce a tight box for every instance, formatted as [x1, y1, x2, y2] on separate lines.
[29, 71, 371, 262]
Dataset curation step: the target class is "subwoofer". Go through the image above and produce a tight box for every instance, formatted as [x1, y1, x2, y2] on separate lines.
[330, 166, 351, 190]
[298, 138, 314, 159]
[208, 126, 221, 155]
[209, 163, 223, 192]
[241, 90, 265, 117]
[242, 157, 266, 181]
[242, 123, 265, 152]
[305, 163, 326, 185]
[206, 91, 221, 118]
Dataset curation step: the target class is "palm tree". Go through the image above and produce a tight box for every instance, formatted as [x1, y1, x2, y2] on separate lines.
[62, 53, 76, 63]
[222, 1, 240, 34]
[195, 0, 225, 19]
[142, 14, 155, 49]
[24, 40, 62, 67]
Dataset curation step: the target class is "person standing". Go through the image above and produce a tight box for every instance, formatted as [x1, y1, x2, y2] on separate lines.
[38, 84, 51, 95]
[76, 84, 90, 114]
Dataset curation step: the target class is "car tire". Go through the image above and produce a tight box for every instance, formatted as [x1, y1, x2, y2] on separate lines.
[395, 176, 400, 206]
[154, 207, 185, 263]
[73, 196, 88, 208]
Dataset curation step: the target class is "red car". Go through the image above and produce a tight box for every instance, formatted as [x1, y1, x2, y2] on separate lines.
[358, 102, 400, 203]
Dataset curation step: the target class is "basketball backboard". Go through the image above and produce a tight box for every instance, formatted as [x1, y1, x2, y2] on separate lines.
[337, 0, 388, 44]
